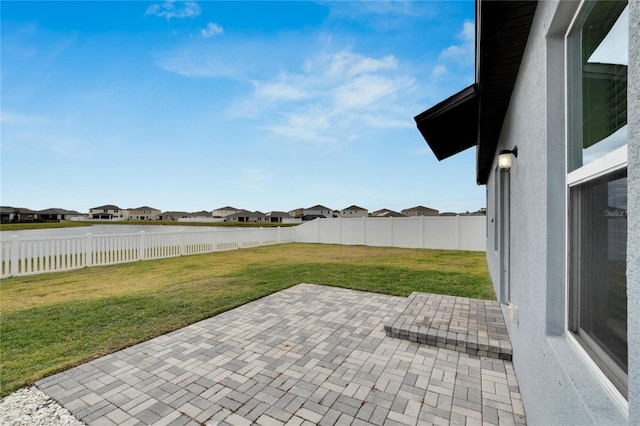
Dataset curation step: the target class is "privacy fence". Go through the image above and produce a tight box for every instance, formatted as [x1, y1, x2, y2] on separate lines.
[0, 216, 485, 278]
[295, 216, 486, 251]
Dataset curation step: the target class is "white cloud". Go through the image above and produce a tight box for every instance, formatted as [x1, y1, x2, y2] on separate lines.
[158, 37, 420, 147]
[0, 111, 54, 124]
[146, 1, 201, 19]
[327, 50, 397, 78]
[431, 64, 447, 78]
[252, 50, 416, 146]
[439, 20, 474, 62]
[201, 22, 223, 39]
[332, 74, 407, 110]
[252, 80, 309, 102]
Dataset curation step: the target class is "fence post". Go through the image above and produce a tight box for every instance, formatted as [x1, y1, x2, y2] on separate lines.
[11, 236, 19, 276]
[238, 228, 242, 249]
[277, 226, 281, 243]
[338, 217, 342, 245]
[389, 217, 394, 247]
[180, 230, 186, 256]
[139, 231, 146, 260]
[85, 233, 93, 267]
[362, 217, 366, 246]
[420, 216, 425, 249]
[456, 215, 461, 250]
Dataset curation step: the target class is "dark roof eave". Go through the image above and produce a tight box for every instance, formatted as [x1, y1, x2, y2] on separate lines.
[414, 0, 538, 185]
[414, 84, 479, 161]
[475, 0, 538, 184]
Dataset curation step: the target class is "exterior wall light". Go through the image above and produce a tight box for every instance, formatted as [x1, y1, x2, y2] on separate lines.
[498, 146, 518, 171]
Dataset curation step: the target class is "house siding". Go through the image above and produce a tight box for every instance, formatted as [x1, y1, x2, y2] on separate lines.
[486, 1, 638, 424]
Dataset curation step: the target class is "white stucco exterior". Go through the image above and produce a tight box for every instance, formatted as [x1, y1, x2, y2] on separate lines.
[484, 1, 638, 424]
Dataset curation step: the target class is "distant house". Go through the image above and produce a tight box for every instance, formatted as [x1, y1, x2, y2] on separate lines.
[187, 211, 213, 219]
[370, 208, 406, 218]
[127, 206, 160, 221]
[225, 210, 267, 223]
[339, 205, 368, 218]
[0, 206, 39, 223]
[158, 211, 189, 221]
[288, 208, 304, 218]
[302, 205, 333, 220]
[38, 208, 84, 221]
[265, 211, 292, 223]
[0, 206, 15, 223]
[211, 206, 240, 218]
[401, 205, 439, 216]
[89, 205, 125, 220]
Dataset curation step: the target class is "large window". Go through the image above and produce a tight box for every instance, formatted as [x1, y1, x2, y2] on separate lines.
[567, 0, 628, 398]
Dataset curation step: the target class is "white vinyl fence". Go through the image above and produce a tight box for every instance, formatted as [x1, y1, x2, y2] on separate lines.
[0, 217, 485, 278]
[0, 227, 294, 278]
[294, 216, 486, 251]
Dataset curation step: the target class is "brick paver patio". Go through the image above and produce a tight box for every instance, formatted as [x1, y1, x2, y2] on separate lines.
[37, 284, 525, 425]
[384, 292, 512, 361]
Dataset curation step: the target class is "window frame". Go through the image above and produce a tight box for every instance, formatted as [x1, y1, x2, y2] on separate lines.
[564, 0, 629, 400]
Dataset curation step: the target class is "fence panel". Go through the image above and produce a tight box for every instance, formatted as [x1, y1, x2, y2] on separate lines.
[318, 220, 340, 244]
[293, 217, 486, 251]
[459, 217, 487, 251]
[182, 230, 215, 255]
[214, 228, 241, 251]
[422, 217, 459, 250]
[363, 218, 392, 247]
[392, 218, 422, 248]
[1, 239, 13, 277]
[0, 219, 483, 278]
[340, 218, 365, 245]
[1, 227, 293, 277]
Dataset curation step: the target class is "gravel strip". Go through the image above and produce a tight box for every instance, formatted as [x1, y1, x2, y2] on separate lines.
[0, 387, 85, 426]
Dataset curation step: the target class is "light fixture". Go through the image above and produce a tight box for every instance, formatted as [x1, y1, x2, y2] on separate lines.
[498, 146, 518, 171]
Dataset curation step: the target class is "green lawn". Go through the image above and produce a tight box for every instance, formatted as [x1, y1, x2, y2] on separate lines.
[0, 243, 494, 397]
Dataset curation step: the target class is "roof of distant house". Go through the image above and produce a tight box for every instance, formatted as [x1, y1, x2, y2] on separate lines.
[373, 209, 406, 217]
[341, 205, 367, 211]
[306, 204, 332, 210]
[402, 205, 438, 212]
[160, 211, 189, 216]
[188, 211, 211, 217]
[226, 210, 267, 218]
[38, 208, 83, 215]
[1, 206, 38, 214]
[91, 204, 121, 210]
[128, 206, 159, 211]
[266, 211, 292, 218]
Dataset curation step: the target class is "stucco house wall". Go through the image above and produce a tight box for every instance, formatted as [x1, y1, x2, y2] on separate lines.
[485, 1, 638, 424]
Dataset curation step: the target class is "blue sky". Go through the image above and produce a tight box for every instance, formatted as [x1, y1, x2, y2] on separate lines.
[1, 0, 482, 214]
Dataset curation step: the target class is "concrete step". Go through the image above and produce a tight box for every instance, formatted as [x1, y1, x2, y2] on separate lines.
[383, 292, 512, 360]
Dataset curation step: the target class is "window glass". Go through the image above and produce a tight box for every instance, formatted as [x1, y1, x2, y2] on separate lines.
[567, 0, 628, 398]
[568, 1, 628, 171]
[570, 170, 627, 394]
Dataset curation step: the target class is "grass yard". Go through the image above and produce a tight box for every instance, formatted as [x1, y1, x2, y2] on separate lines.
[0, 243, 494, 397]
